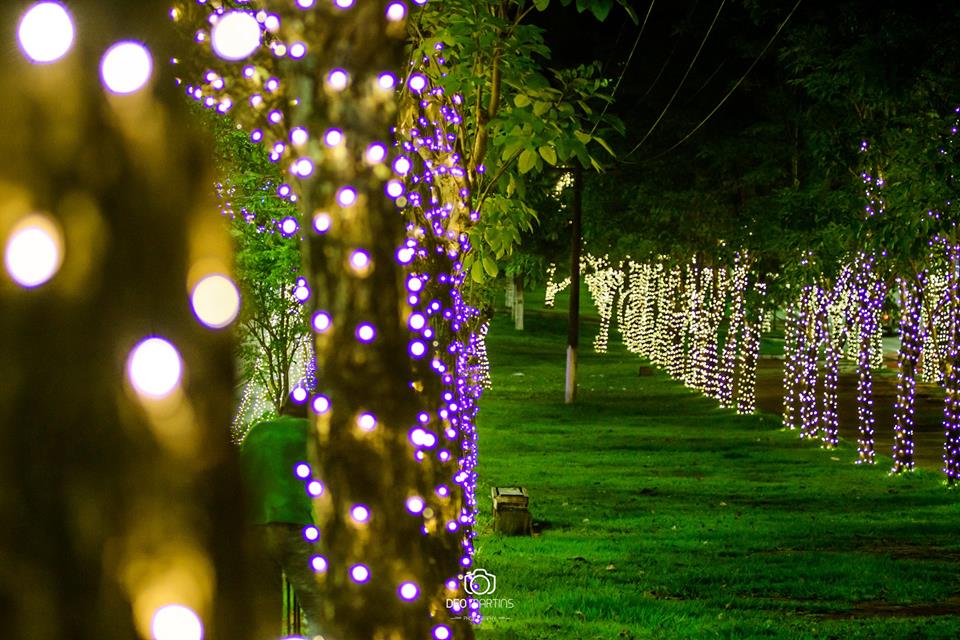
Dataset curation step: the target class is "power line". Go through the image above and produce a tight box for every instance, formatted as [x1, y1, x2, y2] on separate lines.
[644, 0, 804, 162]
[623, 0, 727, 159]
[588, 0, 657, 137]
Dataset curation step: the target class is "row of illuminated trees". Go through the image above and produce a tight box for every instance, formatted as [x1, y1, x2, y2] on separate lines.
[1, 0, 632, 639]
[520, 1, 960, 484]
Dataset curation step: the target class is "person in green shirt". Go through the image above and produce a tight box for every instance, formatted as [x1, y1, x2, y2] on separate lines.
[240, 400, 323, 637]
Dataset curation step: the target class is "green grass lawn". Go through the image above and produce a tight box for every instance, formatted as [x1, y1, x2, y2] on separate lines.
[472, 304, 960, 639]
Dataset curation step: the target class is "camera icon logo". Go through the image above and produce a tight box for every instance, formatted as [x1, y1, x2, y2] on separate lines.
[463, 568, 497, 596]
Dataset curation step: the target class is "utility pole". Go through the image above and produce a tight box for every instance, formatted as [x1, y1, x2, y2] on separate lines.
[565, 166, 583, 404]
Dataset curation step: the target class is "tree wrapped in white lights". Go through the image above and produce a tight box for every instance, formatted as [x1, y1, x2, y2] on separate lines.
[1, 1, 267, 638]
[174, 1, 475, 637]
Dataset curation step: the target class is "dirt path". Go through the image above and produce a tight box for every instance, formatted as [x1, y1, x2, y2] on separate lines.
[754, 357, 946, 471]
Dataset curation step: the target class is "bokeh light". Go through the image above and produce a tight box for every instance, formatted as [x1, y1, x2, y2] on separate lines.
[190, 274, 241, 329]
[101, 41, 153, 94]
[211, 11, 261, 61]
[399, 581, 419, 601]
[3, 214, 63, 288]
[350, 564, 370, 583]
[151, 605, 203, 640]
[17, 2, 74, 63]
[150, 604, 203, 640]
[127, 337, 183, 399]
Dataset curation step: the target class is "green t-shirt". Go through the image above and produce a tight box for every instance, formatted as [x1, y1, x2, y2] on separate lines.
[239, 415, 315, 525]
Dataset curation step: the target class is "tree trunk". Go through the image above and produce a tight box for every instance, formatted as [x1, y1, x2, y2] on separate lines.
[0, 2, 265, 637]
[892, 276, 923, 473]
[565, 167, 583, 404]
[943, 249, 960, 483]
[514, 275, 524, 330]
[176, 1, 477, 636]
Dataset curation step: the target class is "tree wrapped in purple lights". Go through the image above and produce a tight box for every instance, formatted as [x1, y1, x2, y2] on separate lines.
[174, 1, 475, 637]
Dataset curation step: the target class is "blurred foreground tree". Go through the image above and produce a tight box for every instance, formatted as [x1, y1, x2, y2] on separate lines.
[0, 1, 270, 638]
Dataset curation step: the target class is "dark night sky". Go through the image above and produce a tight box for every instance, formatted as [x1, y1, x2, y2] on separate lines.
[532, 0, 960, 163]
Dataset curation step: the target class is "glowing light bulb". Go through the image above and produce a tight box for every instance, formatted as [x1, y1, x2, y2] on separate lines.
[356, 323, 376, 343]
[408, 73, 427, 93]
[386, 2, 407, 21]
[408, 313, 426, 331]
[365, 143, 387, 164]
[406, 496, 425, 514]
[310, 555, 327, 572]
[357, 413, 376, 432]
[294, 463, 311, 479]
[307, 480, 324, 496]
[385, 180, 404, 199]
[398, 581, 419, 601]
[324, 129, 343, 146]
[290, 127, 309, 146]
[337, 186, 357, 207]
[393, 157, 412, 175]
[211, 11, 261, 60]
[334, 0, 355, 8]
[127, 337, 182, 399]
[433, 625, 451, 640]
[377, 73, 397, 90]
[349, 250, 370, 272]
[293, 158, 314, 177]
[397, 247, 415, 264]
[409, 341, 426, 358]
[101, 41, 153, 95]
[151, 604, 203, 640]
[17, 2, 74, 63]
[303, 525, 319, 542]
[293, 283, 310, 302]
[313, 212, 332, 234]
[291, 386, 308, 403]
[190, 274, 241, 329]
[263, 14, 280, 32]
[289, 42, 307, 59]
[280, 217, 299, 236]
[312, 310, 332, 333]
[312, 395, 330, 414]
[350, 504, 370, 523]
[3, 215, 62, 288]
[327, 69, 349, 90]
[350, 564, 370, 583]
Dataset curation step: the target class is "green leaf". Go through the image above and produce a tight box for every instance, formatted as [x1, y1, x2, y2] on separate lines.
[482, 255, 499, 277]
[589, 0, 613, 22]
[574, 130, 592, 144]
[534, 0, 550, 11]
[617, 0, 639, 24]
[514, 94, 531, 108]
[533, 101, 551, 117]
[471, 258, 485, 283]
[592, 135, 616, 157]
[518, 148, 538, 174]
[539, 145, 558, 166]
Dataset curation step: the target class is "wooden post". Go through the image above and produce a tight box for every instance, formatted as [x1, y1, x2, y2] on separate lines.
[565, 167, 583, 404]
